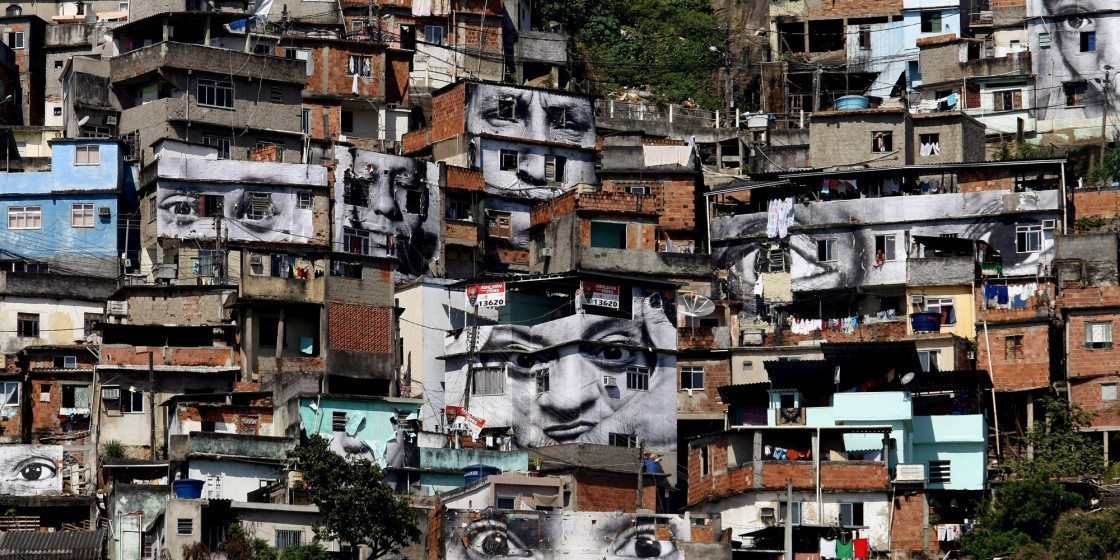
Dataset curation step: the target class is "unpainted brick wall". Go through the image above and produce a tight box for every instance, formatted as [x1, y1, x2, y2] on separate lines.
[574, 471, 657, 512]
[327, 303, 393, 354]
[1073, 189, 1120, 220]
[976, 322, 1051, 390]
[677, 358, 730, 415]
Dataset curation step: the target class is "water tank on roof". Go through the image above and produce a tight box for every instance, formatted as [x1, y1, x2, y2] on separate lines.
[463, 464, 502, 485]
[835, 95, 870, 110]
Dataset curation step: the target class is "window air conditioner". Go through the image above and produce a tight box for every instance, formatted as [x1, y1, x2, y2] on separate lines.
[101, 387, 120, 400]
[602, 375, 618, 388]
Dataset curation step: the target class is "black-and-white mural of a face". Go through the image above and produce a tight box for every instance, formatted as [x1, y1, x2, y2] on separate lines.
[446, 510, 686, 560]
[156, 184, 316, 243]
[1029, 0, 1120, 120]
[0, 445, 62, 496]
[334, 147, 441, 279]
[475, 138, 598, 200]
[445, 289, 677, 451]
[466, 84, 597, 149]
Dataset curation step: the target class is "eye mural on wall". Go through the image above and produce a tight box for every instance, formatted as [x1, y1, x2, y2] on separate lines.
[443, 288, 678, 451]
[0, 445, 62, 496]
[445, 510, 686, 560]
[333, 147, 441, 281]
[155, 184, 314, 244]
[1028, 0, 1120, 120]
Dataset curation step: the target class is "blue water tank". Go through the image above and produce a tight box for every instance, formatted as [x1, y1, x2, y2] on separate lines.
[463, 464, 502, 485]
[910, 312, 943, 333]
[835, 95, 870, 110]
[173, 479, 205, 499]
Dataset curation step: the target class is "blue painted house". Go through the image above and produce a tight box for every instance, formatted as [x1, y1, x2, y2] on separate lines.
[0, 139, 125, 277]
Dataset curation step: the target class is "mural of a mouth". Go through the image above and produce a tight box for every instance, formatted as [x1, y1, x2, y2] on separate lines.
[544, 421, 595, 441]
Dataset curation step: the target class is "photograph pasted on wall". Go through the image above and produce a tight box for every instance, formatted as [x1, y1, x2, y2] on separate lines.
[1029, 0, 1120, 121]
[0, 444, 63, 496]
[444, 509, 687, 560]
[155, 184, 318, 244]
[443, 288, 678, 451]
[333, 147, 442, 280]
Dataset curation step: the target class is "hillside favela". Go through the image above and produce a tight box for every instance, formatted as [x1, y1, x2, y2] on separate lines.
[1, 0, 1120, 559]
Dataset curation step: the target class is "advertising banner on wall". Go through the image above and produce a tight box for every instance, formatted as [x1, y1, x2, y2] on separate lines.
[581, 281, 620, 309]
[466, 282, 506, 308]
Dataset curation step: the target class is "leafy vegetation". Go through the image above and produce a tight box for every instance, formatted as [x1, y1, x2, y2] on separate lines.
[1089, 147, 1120, 186]
[102, 439, 126, 460]
[996, 141, 1065, 162]
[1009, 397, 1104, 481]
[290, 434, 420, 559]
[537, 0, 727, 108]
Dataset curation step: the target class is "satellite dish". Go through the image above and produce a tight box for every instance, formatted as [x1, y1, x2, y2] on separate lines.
[677, 294, 716, 317]
[77, 115, 90, 126]
[900, 372, 917, 385]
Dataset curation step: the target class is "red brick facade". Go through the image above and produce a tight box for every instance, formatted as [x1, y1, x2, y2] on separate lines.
[574, 471, 657, 512]
[1072, 189, 1120, 221]
[327, 303, 394, 354]
[402, 82, 468, 153]
[975, 321, 1051, 391]
[677, 357, 730, 416]
[890, 491, 928, 552]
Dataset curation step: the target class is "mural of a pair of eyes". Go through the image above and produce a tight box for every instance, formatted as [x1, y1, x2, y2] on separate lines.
[464, 521, 676, 559]
[502, 343, 641, 373]
[1062, 16, 1093, 31]
[10, 458, 56, 482]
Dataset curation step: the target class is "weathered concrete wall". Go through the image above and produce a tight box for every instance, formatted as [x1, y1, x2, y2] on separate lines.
[1056, 233, 1118, 286]
[810, 109, 912, 168]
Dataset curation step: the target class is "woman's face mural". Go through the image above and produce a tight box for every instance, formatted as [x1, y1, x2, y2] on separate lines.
[447, 510, 685, 560]
[1030, 0, 1120, 120]
[334, 147, 441, 279]
[447, 290, 677, 451]
[156, 185, 314, 243]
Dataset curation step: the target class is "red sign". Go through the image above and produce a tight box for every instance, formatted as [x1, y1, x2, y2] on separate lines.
[582, 281, 620, 309]
[465, 282, 506, 308]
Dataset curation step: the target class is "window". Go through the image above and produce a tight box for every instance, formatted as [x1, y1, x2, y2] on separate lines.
[330, 260, 362, 279]
[341, 110, 354, 134]
[344, 178, 369, 206]
[471, 366, 504, 395]
[487, 211, 512, 239]
[405, 190, 422, 214]
[497, 96, 517, 120]
[609, 432, 637, 448]
[919, 133, 941, 157]
[928, 460, 951, 484]
[253, 44, 271, 55]
[816, 238, 837, 262]
[199, 194, 223, 218]
[16, 313, 38, 338]
[196, 78, 234, 109]
[1, 381, 19, 408]
[247, 193, 272, 220]
[121, 390, 144, 413]
[331, 411, 347, 431]
[53, 356, 78, 369]
[535, 368, 549, 393]
[779, 501, 803, 525]
[71, 203, 95, 228]
[343, 227, 372, 255]
[259, 316, 280, 348]
[872, 131, 893, 153]
[1038, 32, 1051, 49]
[778, 393, 797, 409]
[499, 149, 518, 171]
[177, 518, 193, 536]
[446, 196, 473, 221]
[141, 534, 153, 560]
[53, 106, 62, 116]
[839, 503, 865, 527]
[248, 255, 265, 276]
[590, 221, 627, 249]
[544, 155, 566, 182]
[347, 55, 372, 77]
[203, 136, 231, 159]
[1016, 224, 1043, 253]
[269, 254, 295, 278]
[1086, 321, 1113, 349]
[84, 313, 102, 337]
[5, 31, 24, 49]
[920, 11, 942, 33]
[918, 350, 940, 373]
[298, 191, 312, 210]
[301, 108, 311, 134]
[1103, 383, 1118, 402]
[5, 5, 21, 16]
[1081, 31, 1096, 52]
[994, 90, 1023, 112]
[627, 185, 652, 195]
[1005, 335, 1024, 360]
[265, 87, 281, 103]
[626, 365, 650, 391]
[496, 496, 516, 510]
[1064, 81, 1088, 107]
[699, 445, 710, 475]
[424, 25, 445, 45]
[924, 297, 955, 325]
[874, 234, 897, 262]
[681, 366, 704, 390]
[75, 145, 100, 165]
[858, 25, 871, 50]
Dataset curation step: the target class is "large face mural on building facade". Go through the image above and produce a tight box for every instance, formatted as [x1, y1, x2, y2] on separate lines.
[299, 399, 420, 489]
[0, 445, 62, 496]
[1029, 0, 1120, 120]
[445, 510, 687, 560]
[156, 184, 317, 244]
[465, 83, 598, 200]
[334, 147, 441, 279]
[444, 288, 677, 451]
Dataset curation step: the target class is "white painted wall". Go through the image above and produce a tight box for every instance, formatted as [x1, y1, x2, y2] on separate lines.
[188, 459, 284, 501]
[0, 297, 102, 355]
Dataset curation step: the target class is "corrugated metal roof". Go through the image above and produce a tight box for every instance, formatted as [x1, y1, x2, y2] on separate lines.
[0, 529, 106, 560]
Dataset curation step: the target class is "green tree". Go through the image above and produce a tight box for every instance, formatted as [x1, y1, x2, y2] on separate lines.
[1089, 147, 1120, 186]
[290, 435, 420, 560]
[1013, 398, 1104, 480]
[1046, 509, 1120, 560]
[279, 543, 330, 560]
[221, 523, 277, 560]
[960, 478, 1081, 559]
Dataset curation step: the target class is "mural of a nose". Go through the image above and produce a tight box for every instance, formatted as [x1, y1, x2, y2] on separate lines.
[537, 364, 599, 421]
[371, 173, 402, 219]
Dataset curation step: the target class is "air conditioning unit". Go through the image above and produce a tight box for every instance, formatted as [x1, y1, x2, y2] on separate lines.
[101, 387, 120, 400]
[1042, 219, 1057, 230]
[105, 115, 118, 126]
[98, 206, 111, 218]
[602, 375, 618, 388]
[910, 294, 926, 305]
[539, 247, 553, 257]
[760, 506, 777, 526]
[894, 463, 926, 483]
[106, 301, 128, 316]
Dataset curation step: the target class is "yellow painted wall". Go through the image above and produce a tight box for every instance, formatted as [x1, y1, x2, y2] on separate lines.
[906, 285, 976, 339]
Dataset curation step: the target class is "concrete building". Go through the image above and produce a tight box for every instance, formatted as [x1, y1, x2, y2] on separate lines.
[0, 12, 46, 125]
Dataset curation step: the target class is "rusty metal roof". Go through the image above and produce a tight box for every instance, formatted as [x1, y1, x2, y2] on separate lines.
[0, 529, 106, 560]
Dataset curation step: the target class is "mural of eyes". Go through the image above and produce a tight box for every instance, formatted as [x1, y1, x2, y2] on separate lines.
[544, 104, 593, 141]
[462, 520, 533, 560]
[1062, 15, 1093, 31]
[580, 339, 644, 369]
[159, 192, 199, 226]
[610, 525, 679, 559]
[11, 457, 56, 483]
[480, 95, 529, 127]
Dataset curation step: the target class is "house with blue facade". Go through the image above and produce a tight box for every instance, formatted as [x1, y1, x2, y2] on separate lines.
[0, 139, 125, 277]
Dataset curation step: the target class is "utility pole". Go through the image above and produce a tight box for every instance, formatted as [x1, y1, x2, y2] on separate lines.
[784, 477, 793, 560]
[148, 352, 156, 460]
[214, 212, 222, 283]
[1100, 66, 1114, 173]
[636, 440, 645, 511]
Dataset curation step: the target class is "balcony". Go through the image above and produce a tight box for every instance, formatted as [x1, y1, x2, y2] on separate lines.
[129, 0, 251, 22]
[110, 42, 307, 85]
[531, 189, 662, 227]
[445, 221, 482, 247]
[678, 325, 733, 350]
[739, 319, 907, 348]
[577, 247, 711, 277]
[241, 274, 326, 304]
[964, 51, 1030, 79]
[180, 432, 295, 462]
[257, 356, 324, 377]
[907, 255, 976, 286]
[99, 345, 239, 369]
